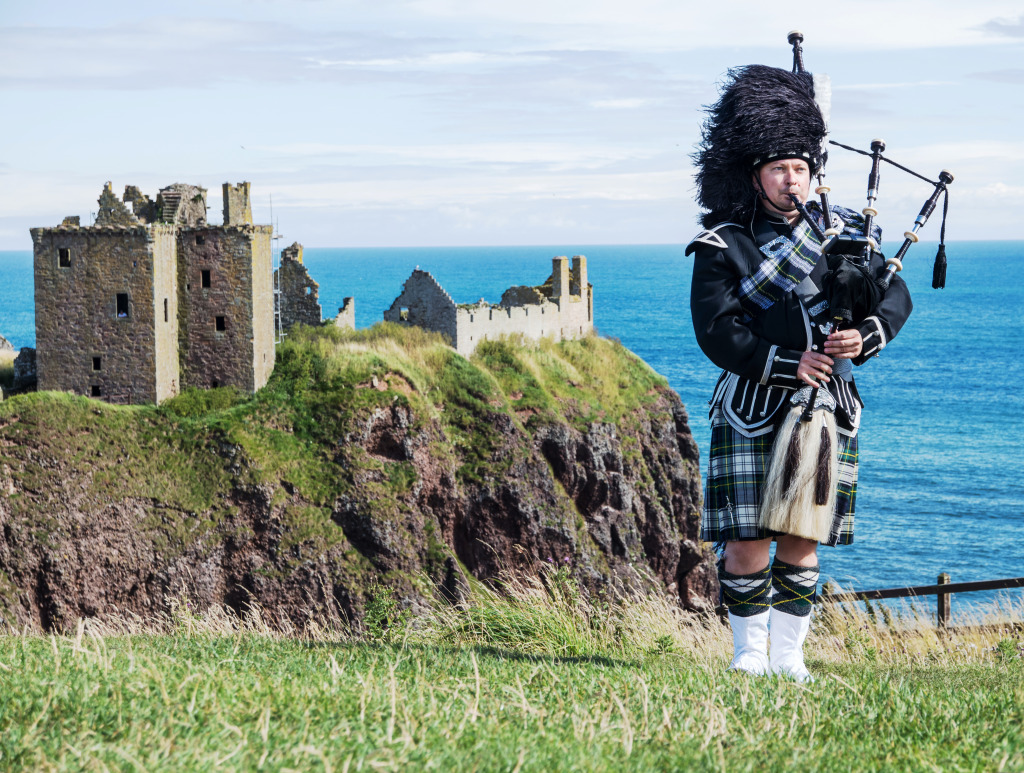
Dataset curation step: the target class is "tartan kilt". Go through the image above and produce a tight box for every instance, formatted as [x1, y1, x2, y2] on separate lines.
[701, 406, 859, 547]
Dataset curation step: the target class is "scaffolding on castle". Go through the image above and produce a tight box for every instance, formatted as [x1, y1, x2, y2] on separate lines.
[270, 196, 285, 345]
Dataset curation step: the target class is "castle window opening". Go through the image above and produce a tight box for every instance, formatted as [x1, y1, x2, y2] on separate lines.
[92, 356, 101, 371]
[305, 286, 312, 296]
[212, 380, 219, 388]
[116, 293, 129, 318]
[58, 248, 71, 268]
[196, 234, 206, 245]
[400, 308, 409, 321]
[90, 385, 101, 397]
[215, 315, 226, 331]
[164, 298, 168, 322]
[201, 269, 211, 288]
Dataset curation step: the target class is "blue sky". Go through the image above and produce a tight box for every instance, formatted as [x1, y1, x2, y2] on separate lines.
[1, 1, 1022, 249]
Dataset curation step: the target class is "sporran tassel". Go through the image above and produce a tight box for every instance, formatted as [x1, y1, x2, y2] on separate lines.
[782, 421, 801, 494]
[814, 423, 832, 505]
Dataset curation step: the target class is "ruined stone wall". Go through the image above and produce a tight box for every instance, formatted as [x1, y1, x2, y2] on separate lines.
[456, 256, 592, 357]
[333, 298, 355, 330]
[177, 226, 273, 392]
[452, 293, 592, 356]
[123, 186, 158, 224]
[95, 183, 141, 227]
[158, 184, 207, 227]
[13, 348, 36, 390]
[31, 224, 159, 404]
[385, 261, 593, 358]
[454, 300, 556, 356]
[275, 244, 322, 331]
[383, 270, 457, 343]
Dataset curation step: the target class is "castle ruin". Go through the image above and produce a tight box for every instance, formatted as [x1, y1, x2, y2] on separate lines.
[30, 182, 274, 404]
[274, 242, 354, 333]
[276, 242, 322, 330]
[384, 256, 592, 357]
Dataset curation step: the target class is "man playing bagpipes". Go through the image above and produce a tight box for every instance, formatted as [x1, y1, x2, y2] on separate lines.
[685, 60, 914, 682]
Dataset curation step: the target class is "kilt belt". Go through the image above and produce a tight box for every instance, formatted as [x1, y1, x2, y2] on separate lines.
[711, 369, 863, 438]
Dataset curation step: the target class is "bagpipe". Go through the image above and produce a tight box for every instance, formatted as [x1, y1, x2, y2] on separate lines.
[759, 31, 954, 544]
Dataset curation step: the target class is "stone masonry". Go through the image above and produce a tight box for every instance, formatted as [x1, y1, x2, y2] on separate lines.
[275, 242, 323, 331]
[333, 298, 355, 330]
[30, 181, 275, 404]
[384, 256, 593, 357]
[12, 349, 36, 391]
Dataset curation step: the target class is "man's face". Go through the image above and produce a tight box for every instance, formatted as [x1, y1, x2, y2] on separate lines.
[753, 158, 811, 220]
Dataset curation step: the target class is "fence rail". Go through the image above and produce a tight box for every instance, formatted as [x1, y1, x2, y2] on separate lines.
[821, 574, 1024, 627]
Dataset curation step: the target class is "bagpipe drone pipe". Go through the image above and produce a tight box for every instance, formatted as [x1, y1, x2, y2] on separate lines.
[758, 32, 954, 543]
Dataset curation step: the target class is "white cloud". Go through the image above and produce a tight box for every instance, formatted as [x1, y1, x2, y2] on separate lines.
[0, 0, 1022, 247]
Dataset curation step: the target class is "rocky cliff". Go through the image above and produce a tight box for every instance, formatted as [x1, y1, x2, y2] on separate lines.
[0, 325, 715, 632]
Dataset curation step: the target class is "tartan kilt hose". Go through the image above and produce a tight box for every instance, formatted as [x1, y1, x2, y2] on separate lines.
[701, 407, 859, 547]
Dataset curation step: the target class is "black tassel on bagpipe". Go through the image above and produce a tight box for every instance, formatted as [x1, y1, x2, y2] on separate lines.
[932, 243, 947, 289]
[932, 186, 950, 289]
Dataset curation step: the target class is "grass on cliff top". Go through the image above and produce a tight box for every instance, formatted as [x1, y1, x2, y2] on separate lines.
[1, 568, 1022, 772]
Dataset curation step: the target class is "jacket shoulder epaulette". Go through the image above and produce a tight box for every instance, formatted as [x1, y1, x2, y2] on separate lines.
[685, 222, 742, 256]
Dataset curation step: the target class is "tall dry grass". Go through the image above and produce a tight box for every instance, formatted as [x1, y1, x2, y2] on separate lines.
[50, 565, 1023, 671]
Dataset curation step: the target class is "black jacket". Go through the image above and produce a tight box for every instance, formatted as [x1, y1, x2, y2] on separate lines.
[686, 210, 913, 437]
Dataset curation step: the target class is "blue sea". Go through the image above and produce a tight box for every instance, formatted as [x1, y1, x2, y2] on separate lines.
[2, 242, 1021, 618]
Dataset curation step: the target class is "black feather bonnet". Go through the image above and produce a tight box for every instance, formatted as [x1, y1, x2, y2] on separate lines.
[693, 64, 827, 227]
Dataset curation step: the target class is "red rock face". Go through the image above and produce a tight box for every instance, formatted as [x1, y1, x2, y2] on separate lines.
[0, 385, 717, 633]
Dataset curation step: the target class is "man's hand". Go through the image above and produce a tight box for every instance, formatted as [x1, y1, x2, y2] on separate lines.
[797, 351, 833, 387]
[824, 328, 863, 360]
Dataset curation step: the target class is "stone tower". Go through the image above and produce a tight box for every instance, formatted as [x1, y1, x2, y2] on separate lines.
[176, 185, 274, 391]
[223, 182, 253, 226]
[31, 183, 180, 404]
[30, 181, 274, 404]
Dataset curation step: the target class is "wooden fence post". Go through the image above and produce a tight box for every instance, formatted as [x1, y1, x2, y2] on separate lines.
[937, 573, 951, 627]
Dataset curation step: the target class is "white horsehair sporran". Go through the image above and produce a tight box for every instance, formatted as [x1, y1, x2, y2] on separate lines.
[759, 384, 839, 543]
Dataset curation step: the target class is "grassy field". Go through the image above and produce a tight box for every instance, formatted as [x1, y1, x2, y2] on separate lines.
[2, 571, 1021, 772]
